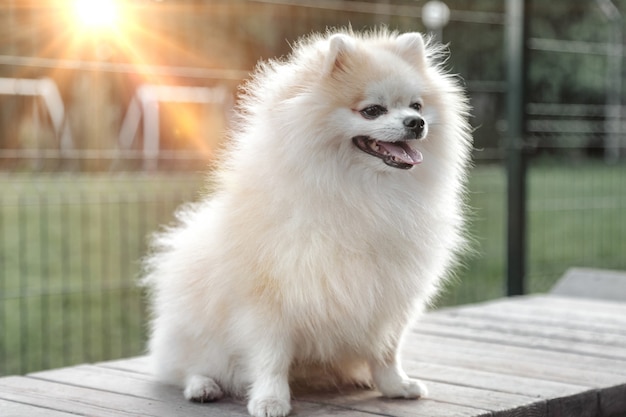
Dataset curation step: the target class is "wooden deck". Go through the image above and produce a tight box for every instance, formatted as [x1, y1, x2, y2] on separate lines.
[1, 294, 626, 417]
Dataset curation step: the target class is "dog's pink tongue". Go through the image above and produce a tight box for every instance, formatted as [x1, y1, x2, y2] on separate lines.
[378, 141, 423, 165]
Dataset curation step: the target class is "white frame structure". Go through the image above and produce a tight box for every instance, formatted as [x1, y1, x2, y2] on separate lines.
[0, 77, 73, 155]
[118, 84, 231, 170]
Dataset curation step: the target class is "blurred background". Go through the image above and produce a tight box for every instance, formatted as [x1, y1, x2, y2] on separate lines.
[0, 0, 624, 376]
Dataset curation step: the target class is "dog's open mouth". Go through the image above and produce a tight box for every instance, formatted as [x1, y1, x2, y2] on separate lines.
[352, 136, 423, 169]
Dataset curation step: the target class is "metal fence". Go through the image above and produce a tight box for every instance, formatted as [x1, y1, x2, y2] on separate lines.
[0, 0, 625, 376]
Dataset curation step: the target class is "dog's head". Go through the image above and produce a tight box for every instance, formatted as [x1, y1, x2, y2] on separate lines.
[315, 31, 435, 171]
[240, 29, 470, 179]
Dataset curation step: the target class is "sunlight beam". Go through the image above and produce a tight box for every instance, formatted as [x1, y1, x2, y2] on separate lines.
[72, 0, 120, 31]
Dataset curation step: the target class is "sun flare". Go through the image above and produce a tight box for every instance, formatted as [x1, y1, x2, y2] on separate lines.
[72, 0, 120, 31]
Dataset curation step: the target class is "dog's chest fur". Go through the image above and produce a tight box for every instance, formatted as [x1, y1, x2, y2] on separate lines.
[230, 179, 438, 363]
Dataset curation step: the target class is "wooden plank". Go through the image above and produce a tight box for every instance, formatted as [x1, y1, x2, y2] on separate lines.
[402, 333, 626, 417]
[402, 360, 586, 399]
[28, 365, 377, 417]
[600, 383, 626, 417]
[403, 362, 607, 417]
[38, 362, 506, 417]
[418, 318, 612, 368]
[406, 365, 599, 417]
[0, 376, 169, 417]
[30, 364, 193, 403]
[94, 355, 591, 400]
[94, 362, 537, 415]
[428, 305, 626, 347]
[4, 293, 625, 417]
[395, 379, 545, 417]
[98, 355, 151, 374]
[429, 304, 626, 337]
[51, 361, 549, 417]
[524, 294, 626, 316]
[418, 332, 625, 379]
[93, 358, 540, 416]
[306, 374, 544, 417]
[544, 390, 600, 417]
[292, 402, 378, 416]
[403, 332, 625, 387]
[96, 358, 545, 416]
[0, 398, 77, 417]
[302, 388, 495, 417]
[415, 316, 626, 363]
[550, 267, 626, 302]
[452, 296, 626, 330]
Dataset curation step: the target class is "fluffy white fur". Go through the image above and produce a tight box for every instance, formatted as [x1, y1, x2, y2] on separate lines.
[143, 28, 472, 417]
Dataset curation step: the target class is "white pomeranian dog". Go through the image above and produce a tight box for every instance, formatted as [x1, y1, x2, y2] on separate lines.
[143, 28, 472, 417]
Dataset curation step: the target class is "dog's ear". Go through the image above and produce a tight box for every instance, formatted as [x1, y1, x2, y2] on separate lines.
[395, 32, 426, 67]
[324, 33, 356, 75]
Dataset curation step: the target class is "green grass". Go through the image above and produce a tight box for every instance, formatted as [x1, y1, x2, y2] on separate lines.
[1, 162, 625, 375]
[0, 173, 206, 375]
[436, 164, 507, 306]
[439, 160, 626, 306]
[526, 162, 626, 292]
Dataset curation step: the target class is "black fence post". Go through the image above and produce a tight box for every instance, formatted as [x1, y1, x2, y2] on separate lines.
[505, 0, 529, 296]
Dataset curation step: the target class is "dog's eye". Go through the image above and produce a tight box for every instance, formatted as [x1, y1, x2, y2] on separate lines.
[360, 105, 387, 119]
[410, 102, 422, 112]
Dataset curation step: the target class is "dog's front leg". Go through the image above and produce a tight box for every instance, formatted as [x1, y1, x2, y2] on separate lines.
[369, 350, 427, 400]
[246, 335, 293, 417]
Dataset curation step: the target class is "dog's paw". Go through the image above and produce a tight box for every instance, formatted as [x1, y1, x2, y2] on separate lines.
[183, 375, 224, 403]
[379, 377, 428, 399]
[247, 397, 292, 417]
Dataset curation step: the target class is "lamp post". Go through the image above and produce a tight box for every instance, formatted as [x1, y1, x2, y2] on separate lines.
[421, 1, 450, 42]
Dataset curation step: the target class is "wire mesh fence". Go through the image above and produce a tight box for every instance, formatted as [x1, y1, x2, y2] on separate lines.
[0, 0, 625, 376]
[0, 174, 205, 375]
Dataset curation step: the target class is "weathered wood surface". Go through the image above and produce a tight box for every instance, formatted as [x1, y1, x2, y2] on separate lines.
[1, 294, 626, 417]
[550, 267, 626, 302]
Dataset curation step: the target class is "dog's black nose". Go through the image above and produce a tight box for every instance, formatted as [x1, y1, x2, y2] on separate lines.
[403, 116, 425, 135]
